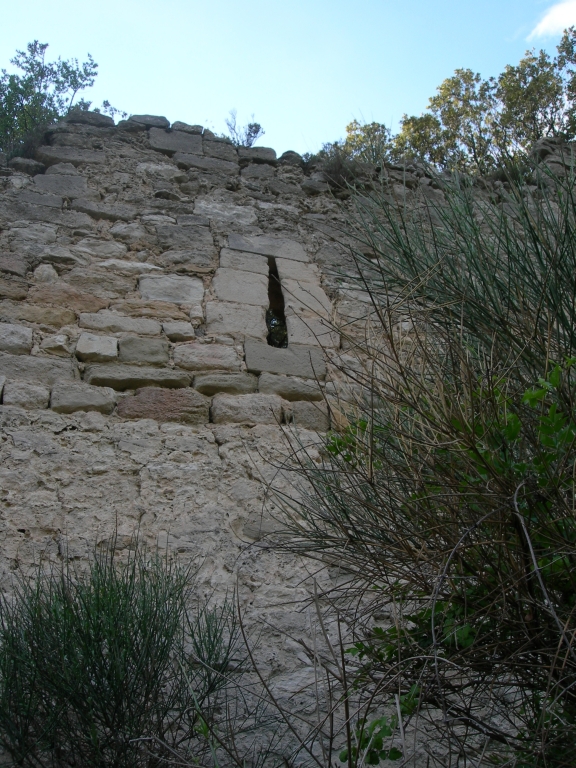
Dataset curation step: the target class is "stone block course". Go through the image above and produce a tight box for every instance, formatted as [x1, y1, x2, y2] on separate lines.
[258, 373, 323, 401]
[83, 364, 191, 391]
[173, 342, 241, 371]
[117, 386, 209, 424]
[149, 128, 203, 156]
[79, 311, 162, 336]
[212, 268, 268, 306]
[193, 372, 257, 396]
[0, 352, 78, 385]
[244, 341, 326, 379]
[210, 393, 284, 425]
[118, 336, 170, 366]
[35, 146, 105, 167]
[51, 381, 116, 415]
[173, 153, 238, 175]
[0, 323, 33, 355]
[3, 380, 50, 409]
[139, 274, 204, 304]
[205, 301, 267, 339]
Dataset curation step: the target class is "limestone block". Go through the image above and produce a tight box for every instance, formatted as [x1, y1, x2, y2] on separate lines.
[73, 238, 128, 260]
[51, 381, 116, 415]
[65, 268, 136, 299]
[228, 234, 308, 262]
[194, 200, 257, 226]
[151, 249, 215, 272]
[129, 114, 170, 128]
[3, 380, 50, 409]
[163, 321, 196, 341]
[109, 222, 147, 244]
[203, 141, 238, 162]
[258, 373, 322, 401]
[284, 400, 330, 431]
[173, 342, 241, 372]
[39, 246, 88, 268]
[83, 364, 191, 391]
[276, 258, 320, 283]
[238, 147, 277, 165]
[171, 122, 203, 134]
[210, 393, 283, 425]
[70, 200, 137, 222]
[36, 146, 105, 167]
[118, 336, 170, 365]
[205, 301, 267, 340]
[96, 260, 161, 275]
[65, 109, 114, 127]
[156, 224, 214, 253]
[241, 164, 275, 180]
[2, 303, 76, 328]
[34, 264, 59, 283]
[33, 174, 96, 199]
[16, 191, 63, 209]
[213, 269, 268, 306]
[193, 372, 257, 396]
[285, 313, 340, 348]
[0, 352, 78, 386]
[281, 279, 332, 317]
[117, 387, 209, 425]
[149, 128, 203, 156]
[75, 333, 118, 363]
[110, 299, 188, 320]
[28, 282, 108, 313]
[173, 153, 238, 175]
[79, 311, 162, 336]
[8, 157, 45, 175]
[219, 249, 268, 275]
[139, 274, 204, 304]
[40, 334, 69, 356]
[0, 278, 28, 301]
[244, 340, 326, 379]
[0, 323, 33, 355]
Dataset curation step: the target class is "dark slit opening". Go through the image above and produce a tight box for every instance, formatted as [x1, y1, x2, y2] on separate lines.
[266, 257, 288, 347]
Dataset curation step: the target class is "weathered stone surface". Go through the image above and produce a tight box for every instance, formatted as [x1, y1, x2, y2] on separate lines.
[238, 147, 277, 165]
[151, 249, 215, 272]
[211, 393, 283, 425]
[118, 336, 170, 365]
[8, 157, 45, 175]
[302, 178, 329, 195]
[213, 268, 268, 306]
[75, 238, 128, 259]
[194, 200, 257, 226]
[244, 340, 326, 379]
[203, 141, 238, 162]
[0, 278, 28, 301]
[139, 274, 204, 304]
[40, 334, 69, 356]
[284, 400, 330, 431]
[205, 301, 267, 339]
[173, 342, 241, 372]
[0, 352, 78, 385]
[194, 372, 257, 396]
[36, 146, 105, 167]
[28, 283, 107, 313]
[15, 190, 63, 209]
[228, 234, 308, 262]
[156, 224, 214, 253]
[285, 312, 340, 348]
[0, 254, 29, 278]
[96, 260, 160, 275]
[3, 380, 50, 409]
[109, 222, 147, 243]
[45, 162, 80, 175]
[83, 364, 191, 390]
[219, 249, 268, 274]
[163, 321, 196, 341]
[281, 278, 332, 316]
[117, 386, 209, 424]
[258, 373, 322, 401]
[34, 264, 58, 282]
[33, 174, 96, 199]
[129, 114, 170, 128]
[110, 299, 188, 320]
[39, 245, 88, 268]
[71, 200, 136, 222]
[0, 323, 33, 355]
[65, 267, 136, 299]
[75, 333, 118, 363]
[51, 381, 116, 414]
[241, 164, 275, 180]
[171, 122, 203, 134]
[275, 259, 320, 282]
[65, 110, 114, 128]
[1, 303, 76, 327]
[79, 311, 162, 335]
[173, 153, 238, 175]
[149, 128, 203, 156]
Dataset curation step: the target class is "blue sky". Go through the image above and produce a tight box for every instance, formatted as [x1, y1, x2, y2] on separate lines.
[3, 0, 576, 156]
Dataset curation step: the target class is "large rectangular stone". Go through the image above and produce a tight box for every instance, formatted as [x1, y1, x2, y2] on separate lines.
[156, 224, 213, 252]
[244, 340, 326, 379]
[193, 372, 257, 396]
[36, 146, 106, 167]
[0, 323, 33, 355]
[70, 200, 137, 222]
[118, 336, 170, 365]
[75, 333, 118, 362]
[0, 352, 78, 385]
[205, 301, 267, 340]
[173, 343, 241, 372]
[149, 128, 203, 156]
[285, 312, 340, 348]
[219, 249, 268, 275]
[210, 393, 283, 425]
[281, 278, 332, 317]
[78, 311, 161, 335]
[33, 174, 97, 199]
[1, 303, 76, 328]
[202, 141, 238, 162]
[228, 234, 308, 262]
[51, 381, 116, 414]
[213, 268, 268, 306]
[173, 153, 239, 175]
[139, 274, 204, 304]
[276, 258, 320, 282]
[3, 380, 50, 409]
[258, 373, 322, 401]
[83, 364, 191, 390]
[117, 387, 209, 424]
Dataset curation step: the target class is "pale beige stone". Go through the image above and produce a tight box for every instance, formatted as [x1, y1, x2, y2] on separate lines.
[205, 301, 267, 340]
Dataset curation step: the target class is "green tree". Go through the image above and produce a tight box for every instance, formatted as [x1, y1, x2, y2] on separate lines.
[342, 119, 393, 165]
[0, 41, 98, 157]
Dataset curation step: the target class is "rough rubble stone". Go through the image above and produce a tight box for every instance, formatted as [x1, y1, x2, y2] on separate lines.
[284, 400, 330, 431]
[83, 364, 191, 390]
[65, 110, 114, 127]
[8, 157, 45, 175]
[205, 301, 267, 339]
[36, 146, 105, 167]
[139, 274, 204, 304]
[173, 342, 241, 371]
[1, 303, 76, 328]
[0, 323, 33, 355]
[0, 255, 29, 278]
[203, 141, 238, 162]
[117, 386, 209, 424]
[171, 121, 203, 134]
[162, 321, 196, 341]
[149, 128, 203, 156]
[96, 259, 160, 275]
[173, 153, 238, 175]
[3, 380, 50, 409]
[193, 372, 257, 396]
[110, 299, 188, 320]
[278, 151, 304, 167]
[51, 381, 116, 415]
[194, 200, 257, 226]
[0, 351, 78, 385]
[74, 239, 128, 259]
[33, 264, 59, 283]
[244, 340, 326, 379]
[28, 283, 108, 313]
[33, 174, 96, 199]
[0, 279, 28, 301]
[211, 393, 284, 425]
[75, 333, 118, 363]
[129, 114, 170, 128]
[228, 234, 308, 262]
[258, 373, 322, 401]
[213, 268, 268, 306]
[71, 200, 136, 222]
[118, 336, 170, 365]
[241, 164, 275, 180]
[40, 334, 69, 356]
[109, 222, 147, 243]
[79, 311, 162, 336]
[219, 249, 268, 275]
[45, 162, 80, 175]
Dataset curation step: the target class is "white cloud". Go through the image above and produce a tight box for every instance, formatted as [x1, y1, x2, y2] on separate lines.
[528, 1, 576, 39]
